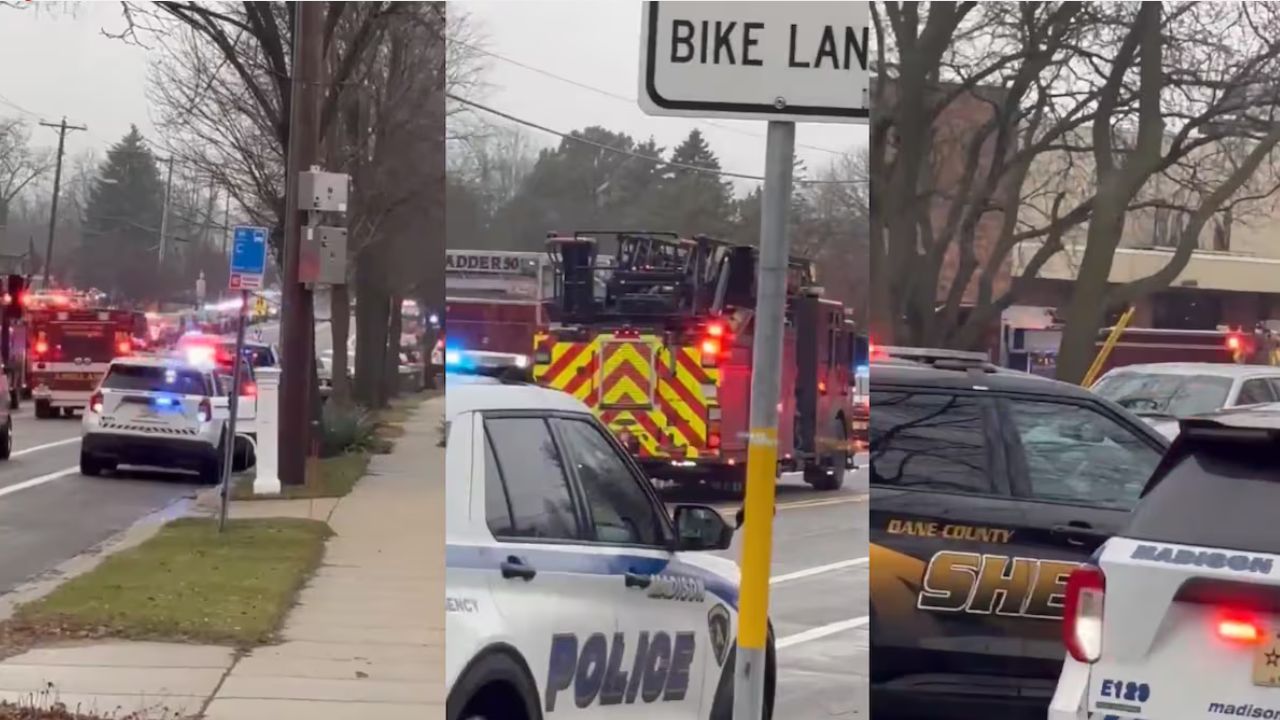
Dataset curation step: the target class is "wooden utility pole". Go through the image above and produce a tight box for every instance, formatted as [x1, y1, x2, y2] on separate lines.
[279, 2, 323, 486]
[39, 117, 86, 287]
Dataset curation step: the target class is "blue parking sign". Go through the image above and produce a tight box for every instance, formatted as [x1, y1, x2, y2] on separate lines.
[229, 225, 268, 290]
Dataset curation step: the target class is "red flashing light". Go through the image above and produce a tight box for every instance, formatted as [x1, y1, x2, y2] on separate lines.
[117, 341, 132, 355]
[706, 322, 725, 338]
[243, 382, 257, 397]
[701, 338, 721, 356]
[1217, 616, 1263, 644]
[1228, 335, 1242, 351]
[33, 340, 48, 356]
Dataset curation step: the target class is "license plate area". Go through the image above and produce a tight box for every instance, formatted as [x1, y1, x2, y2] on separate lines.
[1253, 635, 1280, 686]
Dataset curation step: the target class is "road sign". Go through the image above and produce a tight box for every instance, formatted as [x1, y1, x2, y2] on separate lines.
[229, 225, 269, 290]
[638, 1, 869, 124]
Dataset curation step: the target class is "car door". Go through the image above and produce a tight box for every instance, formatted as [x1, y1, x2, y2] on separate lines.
[994, 394, 1164, 685]
[549, 415, 710, 718]
[869, 386, 1034, 694]
[477, 413, 617, 718]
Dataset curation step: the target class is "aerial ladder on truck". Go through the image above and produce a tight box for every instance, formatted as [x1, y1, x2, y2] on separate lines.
[534, 230, 857, 494]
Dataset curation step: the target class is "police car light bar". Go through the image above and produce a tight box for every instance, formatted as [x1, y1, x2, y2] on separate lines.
[879, 346, 990, 363]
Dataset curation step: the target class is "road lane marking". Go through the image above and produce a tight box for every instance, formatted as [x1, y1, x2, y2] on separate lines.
[714, 493, 867, 517]
[0, 467, 79, 499]
[12, 437, 80, 458]
[771, 557, 868, 585]
[777, 616, 869, 650]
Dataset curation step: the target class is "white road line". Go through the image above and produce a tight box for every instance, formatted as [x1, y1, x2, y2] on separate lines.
[0, 467, 80, 499]
[777, 616, 869, 650]
[771, 557, 868, 585]
[12, 437, 80, 458]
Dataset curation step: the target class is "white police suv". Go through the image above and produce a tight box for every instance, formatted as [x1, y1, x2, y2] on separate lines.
[81, 355, 243, 482]
[1049, 407, 1280, 720]
[445, 367, 775, 720]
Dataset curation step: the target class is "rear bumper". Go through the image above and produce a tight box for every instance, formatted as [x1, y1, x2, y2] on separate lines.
[82, 432, 219, 470]
[1048, 658, 1090, 720]
[32, 388, 89, 407]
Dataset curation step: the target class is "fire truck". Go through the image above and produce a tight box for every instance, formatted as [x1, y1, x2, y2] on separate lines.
[21, 290, 147, 419]
[533, 230, 859, 493]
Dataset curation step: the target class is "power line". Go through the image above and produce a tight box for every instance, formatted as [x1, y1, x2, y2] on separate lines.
[449, 38, 847, 157]
[447, 93, 858, 186]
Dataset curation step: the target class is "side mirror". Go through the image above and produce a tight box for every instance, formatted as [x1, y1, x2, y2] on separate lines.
[673, 504, 734, 552]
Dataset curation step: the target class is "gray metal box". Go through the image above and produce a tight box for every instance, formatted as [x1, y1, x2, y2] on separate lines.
[297, 170, 349, 213]
[300, 226, 348, 285]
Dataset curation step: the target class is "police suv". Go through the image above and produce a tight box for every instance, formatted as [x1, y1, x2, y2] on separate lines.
[81, 354, 249, 482]
[1050, 405, 1280, 720]
[445, 357, 775, 720]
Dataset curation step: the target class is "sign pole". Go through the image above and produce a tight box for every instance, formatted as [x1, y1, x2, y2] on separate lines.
[218, 289, 250, 533]
[734, 120, 794, 720]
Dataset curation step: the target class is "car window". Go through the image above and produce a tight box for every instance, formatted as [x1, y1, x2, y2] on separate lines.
[1236, 379, 1277, 406]
[484, 433, 515, 535]
[484, 417, 581, 541]
[870, 391, 995, 494]
[1004, 400, 1161, 509]
[102, 365, 210, 396]
[554, 418, 665, 546]
[1092, 372, 1232, 417]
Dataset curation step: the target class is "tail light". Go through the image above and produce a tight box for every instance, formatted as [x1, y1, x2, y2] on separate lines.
[1063, 564, 1106, 663]
[1228, 334, 1242, 351]
[1217, 615, 1264, 644]
[706, 322, 725, 338]
[197, 397, 212, 424]
[243, 382, 257, 397]
[700, 337, 722, 366]
[117, 340, 132, 355]
[33, 340, 48, 356]
[89, 391, 103, 415]
[708, 421, 721, 450]
[819, 380, 827, 394]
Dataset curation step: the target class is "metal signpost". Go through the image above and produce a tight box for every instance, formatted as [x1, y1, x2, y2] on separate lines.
[638, 3, 868, 717]
[219, 226, 270, 532]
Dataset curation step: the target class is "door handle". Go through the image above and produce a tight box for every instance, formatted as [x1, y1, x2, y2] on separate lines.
[499, 556, 536, 581]
[624, 571, 652, 589]
[1051, 522, 1109, 546]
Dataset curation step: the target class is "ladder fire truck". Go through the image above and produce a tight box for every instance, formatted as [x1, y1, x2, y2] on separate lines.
[533, 230, 860, 493]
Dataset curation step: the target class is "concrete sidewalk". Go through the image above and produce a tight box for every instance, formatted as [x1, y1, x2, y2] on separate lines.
[0, 395, 445, 719]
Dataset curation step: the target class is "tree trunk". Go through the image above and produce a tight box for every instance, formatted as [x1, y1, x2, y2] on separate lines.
[354, 244, 391, 407]
[330, 283, 352, 404]
[383, 296, 403, 401]
[1055, 204, 1126, 384]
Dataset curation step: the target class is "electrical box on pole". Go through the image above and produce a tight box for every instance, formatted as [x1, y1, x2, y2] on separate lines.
[638, 3, 869, 718]
[297, 169, 349, 213]
[300, 226, 348, 286]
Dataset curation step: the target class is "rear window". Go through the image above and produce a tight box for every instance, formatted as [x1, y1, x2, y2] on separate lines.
[45, 324, 113, 358]
[1127, 441, 1280, 554]
[102, 365, 211, 396]
[1092, 372, 1232, 418]
[870, 390, 995, 494]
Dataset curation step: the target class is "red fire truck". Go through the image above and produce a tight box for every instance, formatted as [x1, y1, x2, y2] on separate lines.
[444, 249, 547, 357]
[23, 292, 146, 419]
[533, 231, 859, 493]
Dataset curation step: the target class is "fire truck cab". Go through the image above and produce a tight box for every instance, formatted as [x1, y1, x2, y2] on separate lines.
[534, 230, 857, 494]
[25, 296, 145, 419]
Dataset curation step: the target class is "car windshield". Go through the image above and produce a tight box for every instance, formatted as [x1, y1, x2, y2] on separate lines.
[1092, 372, 1232, 418]
[102, 365, 210, 396]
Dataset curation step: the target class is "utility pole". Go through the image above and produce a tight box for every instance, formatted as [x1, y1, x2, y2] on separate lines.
[39, 117, 86, 288]
[157, 156, 174, 269]
[734, 121, 795, 720]
[279, 1, 323, 486]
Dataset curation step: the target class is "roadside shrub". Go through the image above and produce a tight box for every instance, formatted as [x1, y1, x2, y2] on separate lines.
[318, 402, 377, 458]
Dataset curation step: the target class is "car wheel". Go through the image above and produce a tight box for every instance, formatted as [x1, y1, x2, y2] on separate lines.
[8, 389, 18, 411]
[34, 400, 51, 420]
[80, 450, 102, 477]
[0, 419, 12, 461]
[447, 652, 540, 720]
[199, 457, 223, 485]
[806, 418, 848, 491]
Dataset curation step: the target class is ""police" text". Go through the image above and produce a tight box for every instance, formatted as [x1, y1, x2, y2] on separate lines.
[545, 631, 696, 711]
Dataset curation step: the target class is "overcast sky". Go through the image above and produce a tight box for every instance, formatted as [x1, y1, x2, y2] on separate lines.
[0, 2, 867, 192]
[458, 1, 867, 193]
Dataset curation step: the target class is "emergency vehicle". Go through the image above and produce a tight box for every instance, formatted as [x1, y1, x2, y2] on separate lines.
[1049, 408, 1280, 720]
[23, 291, 147, 419]
[445, 249, 549, 356]
[445, 360, 775, 720]
[533, 231, 858, 492]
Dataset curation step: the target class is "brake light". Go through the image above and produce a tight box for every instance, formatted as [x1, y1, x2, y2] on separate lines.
[1063, 564, 1106, 663]
[197, 397, 212, 423]
[89, 391, 103, 415]
[1218, 615, 1264, 644]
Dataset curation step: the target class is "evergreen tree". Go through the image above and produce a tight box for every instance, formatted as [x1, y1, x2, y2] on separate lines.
[74, 127, 164, 300]
[651, 129, 735, 238]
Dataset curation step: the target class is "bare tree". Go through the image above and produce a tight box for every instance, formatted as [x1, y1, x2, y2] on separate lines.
[874, 2, 1280, 381]
[0, 118, 52, 244]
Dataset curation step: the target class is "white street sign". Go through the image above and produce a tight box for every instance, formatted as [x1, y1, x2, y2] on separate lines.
[638, 1, 869, 124]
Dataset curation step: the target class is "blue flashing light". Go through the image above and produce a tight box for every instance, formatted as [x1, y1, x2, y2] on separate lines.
[445, 350, 463, 367]
[855, 364, 869, 374]
[153, 395, 178, 408]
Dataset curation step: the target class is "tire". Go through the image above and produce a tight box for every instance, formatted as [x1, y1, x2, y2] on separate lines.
[8, 389, 18, 411]
[0, 419, 12, 461]
[806, 417, 848, 491]
[447, 650, 540, 720]
[61, 407, 75, 419]
[34, 400, 51, 420]
[80, 450, 102, 477]
[714, 465, 747, 500]
[199, 456, 223, 485]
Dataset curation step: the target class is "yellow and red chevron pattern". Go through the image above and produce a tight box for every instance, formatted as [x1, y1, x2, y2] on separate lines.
[533, 332, 719, 461]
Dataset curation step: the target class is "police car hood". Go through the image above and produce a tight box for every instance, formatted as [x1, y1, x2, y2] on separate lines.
[675, 552, 740, 588]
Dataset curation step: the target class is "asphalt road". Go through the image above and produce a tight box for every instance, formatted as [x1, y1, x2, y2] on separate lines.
[664, 465, 869, 718]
